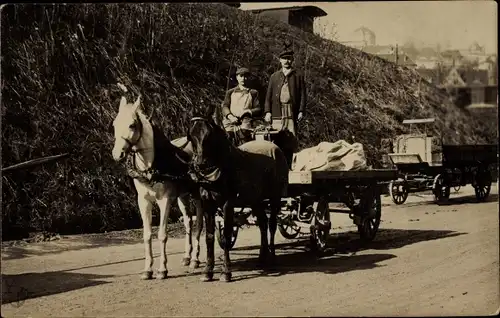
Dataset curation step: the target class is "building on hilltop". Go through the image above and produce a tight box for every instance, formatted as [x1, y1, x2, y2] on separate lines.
[242, 5, 327, 34]
[438, 66, 497, 108]
[360, 45, 417, 68]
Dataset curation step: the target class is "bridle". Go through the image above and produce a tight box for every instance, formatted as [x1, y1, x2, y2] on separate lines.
[188, 117, 225, 184]
[122, 114, 145, 156]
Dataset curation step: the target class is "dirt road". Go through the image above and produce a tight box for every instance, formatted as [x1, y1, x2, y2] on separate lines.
[2, 186, 499, 317]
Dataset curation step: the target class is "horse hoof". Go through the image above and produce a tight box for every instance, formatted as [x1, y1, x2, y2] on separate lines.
[200, 272, 214, 282]
[181, 257, 191, 266]
[141, 271, 154, 280]
[156, 270, 168, 280]
[190, 260, 201, 269]
[219, 272, 232, 283]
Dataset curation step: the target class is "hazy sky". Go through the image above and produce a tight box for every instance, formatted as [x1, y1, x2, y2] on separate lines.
[240, 1, 497, 54]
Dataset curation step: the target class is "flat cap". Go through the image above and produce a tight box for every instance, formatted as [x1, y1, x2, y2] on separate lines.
[236, 67, 251, 75]
[279, 49, 294, 59]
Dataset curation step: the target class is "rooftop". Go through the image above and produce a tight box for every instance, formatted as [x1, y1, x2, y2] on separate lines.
[244, 5, 327, 17]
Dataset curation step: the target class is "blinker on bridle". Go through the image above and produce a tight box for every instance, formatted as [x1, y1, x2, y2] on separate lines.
[188, 116, 221, 183]
[122, 114, 144, 154]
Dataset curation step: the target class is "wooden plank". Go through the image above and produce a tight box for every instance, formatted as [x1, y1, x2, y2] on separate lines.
[306, 169, 398, 181]
[289, 171, 313, 184]
[402, 118, 435, 124]
[2, 153, 70, 172]
[389, 153, 423, 164]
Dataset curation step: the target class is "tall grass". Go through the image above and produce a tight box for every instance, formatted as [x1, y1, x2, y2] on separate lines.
[1, 3, 496, 240]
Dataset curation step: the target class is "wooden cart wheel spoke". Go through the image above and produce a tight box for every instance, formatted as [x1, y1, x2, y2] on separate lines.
[357, 191, 381, 242]
[389, 181, 408, 205]
[474, 170, 492, 202]
[278, 213, 300, 239]
[310, 197, 330, 253]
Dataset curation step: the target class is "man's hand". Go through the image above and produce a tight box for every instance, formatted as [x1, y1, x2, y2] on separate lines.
[297, 112, 304, 122]
[227, 114, 239, 123]
[264, 112, 272, 123]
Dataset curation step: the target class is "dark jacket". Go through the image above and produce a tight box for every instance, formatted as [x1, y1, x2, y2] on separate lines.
[264, 69, 306, 123]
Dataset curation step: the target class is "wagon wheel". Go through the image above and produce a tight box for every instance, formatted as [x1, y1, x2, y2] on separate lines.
[432, 174, 450, 203]
[357, 192, 382, 242]
[278, 213, 301, 239]
[389, 180, 409, 205]
[215, 209, 239, 250]
[474, 169, 492, 202]
[310, 196, 331, 253]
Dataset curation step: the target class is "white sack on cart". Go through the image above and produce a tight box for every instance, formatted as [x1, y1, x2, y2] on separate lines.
[291, 140, 368, 171]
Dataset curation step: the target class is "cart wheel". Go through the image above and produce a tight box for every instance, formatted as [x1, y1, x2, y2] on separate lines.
[358, 193, 382, 242]
[474, 170, 492, 202]
[453, 186, 461, 192]
[215, 209, 239, 250]
[432, 174, 450, 203]
[278, 213, 300, 239]
[310, 197, 331, 253]
[389, 181, 409, 205]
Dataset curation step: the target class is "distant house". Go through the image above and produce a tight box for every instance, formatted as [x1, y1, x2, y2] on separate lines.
[439, 66, 497, 108]
[416, 68, 444, 85]
[440, 49, 464, 67]
[442, 66, 466, 87]
[243, 5, 327, 34]
[377, 52, 417, 68]
[360, 45, 417, 68]
[339, 26, 376, 49]
[415, 57, 440, 69]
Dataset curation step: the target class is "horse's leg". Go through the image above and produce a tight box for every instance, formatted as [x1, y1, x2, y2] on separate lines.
[190, 194, 203, 269]
[220, 200, 234, 282]
[255, 205, 269, 266]
[177, 194, 193, 267]
[268, 198, 280, 263]
[201, 198, 216, 282]
[136, 184, 154, 280]
[156, 193, 174, 279]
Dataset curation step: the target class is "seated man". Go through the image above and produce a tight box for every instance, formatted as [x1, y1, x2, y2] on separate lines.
[221, 67, 261, 147]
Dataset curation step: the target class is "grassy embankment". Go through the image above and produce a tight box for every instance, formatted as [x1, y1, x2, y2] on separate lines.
[2, 3, 495, 240]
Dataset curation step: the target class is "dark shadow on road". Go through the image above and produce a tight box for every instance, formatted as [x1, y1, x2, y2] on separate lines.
[1, 271, 112, 305]
[392, 193, 498, 208]
[436, 193, 498, 206]
[1, 223, 189, 261]
[1, 236, 141, 261]
[231, 252, 395, 282]
[233, 228, 467, 254]
[228, 228, 467, 281]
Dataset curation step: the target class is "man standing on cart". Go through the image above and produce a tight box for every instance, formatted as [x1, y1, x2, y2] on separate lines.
[264, 45, 306, 169]
[221, 67, 262, 147]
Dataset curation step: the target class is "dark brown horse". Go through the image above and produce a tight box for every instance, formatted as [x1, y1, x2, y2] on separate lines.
[187, 115, 288, 282]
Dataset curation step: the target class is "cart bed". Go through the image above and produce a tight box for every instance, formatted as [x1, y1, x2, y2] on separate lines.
[442, 144, 497, 167]
[289, 169, 397, 185]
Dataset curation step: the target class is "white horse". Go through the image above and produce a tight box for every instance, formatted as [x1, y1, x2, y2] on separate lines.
[111, 95, 203, 280]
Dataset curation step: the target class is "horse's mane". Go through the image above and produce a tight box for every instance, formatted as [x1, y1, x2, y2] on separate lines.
[136, 108, 191, 173]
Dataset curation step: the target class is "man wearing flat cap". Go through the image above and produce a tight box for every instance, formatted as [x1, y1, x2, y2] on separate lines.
[264, 46, 306, 168]
[221, 67, 262, 146]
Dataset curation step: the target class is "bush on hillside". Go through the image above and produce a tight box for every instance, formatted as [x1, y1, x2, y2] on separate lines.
[1, 3, 496, 239]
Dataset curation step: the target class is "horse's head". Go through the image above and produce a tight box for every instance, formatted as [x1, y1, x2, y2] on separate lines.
[187, 115, 231, 183]
[111, 95, 143, 162]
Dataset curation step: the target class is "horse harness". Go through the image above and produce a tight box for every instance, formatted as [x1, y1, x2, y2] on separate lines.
[123, 118, 192, 186]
